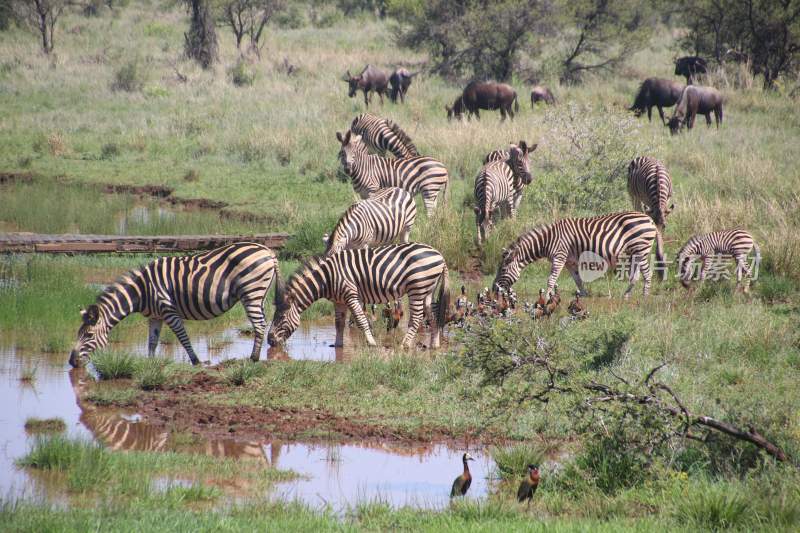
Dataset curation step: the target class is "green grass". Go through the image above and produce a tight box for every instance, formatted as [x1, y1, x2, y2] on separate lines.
[23, 417, 67, 434]
[222, 359, 268, 386]
[491, 444, 546, 481]
[84, 386, 140, 407]
[133, 357, 171, 390]
[91, 350, 138, 380]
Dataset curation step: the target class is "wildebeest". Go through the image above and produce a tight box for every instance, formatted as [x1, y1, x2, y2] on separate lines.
[630, 78, 685, 124]
[530, 85, 556, 106]
[667, 85, 724, 134]
[389, 68, 417, 103]
[674, 56, 708, 85]
[343, 65, 389, 107]
[446, 81, 519, 121]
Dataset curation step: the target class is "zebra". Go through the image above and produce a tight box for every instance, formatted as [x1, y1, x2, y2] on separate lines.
[628, 156, 674, 279]
[475, 141, 537, 245]
[493, 211, 657, 298]
[267, 243, 450, 349]
[350, 113, 420, 158]
[676, 229, 760, 291]
[324, 187, 417, 256]
[336, 130, 449, 217]
[69, 242, 278, 367]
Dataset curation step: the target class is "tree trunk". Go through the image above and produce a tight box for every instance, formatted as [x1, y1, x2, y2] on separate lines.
[184, 0, 217, 69]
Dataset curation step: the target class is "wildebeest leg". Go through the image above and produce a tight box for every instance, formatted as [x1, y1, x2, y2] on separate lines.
[378, 90, 384, 106]
[507, 104, 514, 120]
[716, 107, 722, 127]
[363, 89, 370, 107]
[657, 106, 666, 125]
[500, 107, 507, 122]
[647, 106, 653, 122]
[566, 264, 587, 297]
[147, 318, 162, 357]
[474, 109, 480, 120]
[705, 113, 712, 126]
[687, 112, 696, 130]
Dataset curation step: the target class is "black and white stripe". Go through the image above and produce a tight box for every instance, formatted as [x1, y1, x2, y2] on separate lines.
[493, 211, 657, 298]
[350, 113, 419, 158]
[337, 130, 448, 216]
[268, 243, 450, 349]
[475, 141, 536, 244]
[324, 187, 417, 256]
[69, 242, 277, 366]
[627, 156, 674, 277]
[676, 229, 759, 289]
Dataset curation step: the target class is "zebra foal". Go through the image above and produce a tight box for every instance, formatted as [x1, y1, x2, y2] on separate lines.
[324, 187, 417, 256]
[627, 156, 674, 278]
[337, 131, 449, 217]
[676, 229, 760, 291]
[267, 243, 450, 349]
[350, 113, 419, 158]
[493, 211, 657, 298]
[69, 242, 278, 367]
[475, 141, 537, 245]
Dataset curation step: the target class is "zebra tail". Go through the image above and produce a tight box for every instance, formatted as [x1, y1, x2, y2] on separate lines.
[436, 264, 450, 333]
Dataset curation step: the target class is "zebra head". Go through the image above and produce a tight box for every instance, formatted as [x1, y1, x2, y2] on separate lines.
[508, 141, 537, 185]
[493, 246, 523, 294]
[69, 304, 110, 367]
[267, 275, 300, 346]
[336, 131, 366, 175]
[676, 251, 695, 288]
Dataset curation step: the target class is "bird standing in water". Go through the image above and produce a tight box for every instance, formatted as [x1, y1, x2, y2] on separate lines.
[450, 452, 475, 497]
[517, 464, 540, 504]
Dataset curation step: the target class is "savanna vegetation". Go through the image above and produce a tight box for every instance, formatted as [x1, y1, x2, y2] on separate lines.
[1, 0, 799, 530]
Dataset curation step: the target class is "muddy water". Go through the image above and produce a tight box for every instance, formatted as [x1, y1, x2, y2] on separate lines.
[0, 346, 91, 502]
[1, 345, 494, 510]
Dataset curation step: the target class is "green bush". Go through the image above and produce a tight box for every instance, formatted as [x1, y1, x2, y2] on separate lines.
[91, 351, 138, 380]
[111, 58, 147, 92]
[674, 482, 750, 530]
[223, 360, 267, 386]
[134, 358, 169, 390]
[491, 443, 545, 480]
[229, 60, 256, 87]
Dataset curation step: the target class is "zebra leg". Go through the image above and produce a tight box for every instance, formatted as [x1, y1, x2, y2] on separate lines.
[624, 255, 642, 298]
[422, 191, 437, 217]
[735, 254, 751, 292]
[241, 296, 267, 361]
[655, 229, 667, 281]
[400, 224, 412, 243]
[147, 318, 163, 357]
[334, 302, 348, 347]
[566, 265, 588, 296]
[163, 312, 200, 365]
[345, 294, 377, 346]
[423, 292, 441, 349]
[402, 297, 425, 348]
[546, 256, 567, 296]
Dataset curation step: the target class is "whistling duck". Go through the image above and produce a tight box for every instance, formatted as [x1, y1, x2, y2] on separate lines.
[517, 464, 540, 504]
[568, 291, 587, 318]
[450, 452, 475, 497]
[535, 288, 546, 310]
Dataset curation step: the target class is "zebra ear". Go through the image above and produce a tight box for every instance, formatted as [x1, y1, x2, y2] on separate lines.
[336, 131, 344, 144]
[518, 140, 527, 152]
[343, 130, 351, 145]
[83, 305, 100, 326]
[528, 143, 538, 153]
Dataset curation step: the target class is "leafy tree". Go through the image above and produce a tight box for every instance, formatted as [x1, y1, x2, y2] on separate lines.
[220, 0, 286, 57]
[555, 0, 649, 84]
[391, 0, 551, 81]
[680, 0, 800, 89]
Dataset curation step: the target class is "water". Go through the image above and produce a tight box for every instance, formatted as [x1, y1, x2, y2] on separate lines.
[0, 344, 495, 510]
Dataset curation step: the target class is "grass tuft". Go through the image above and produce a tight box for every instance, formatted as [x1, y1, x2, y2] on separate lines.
[223, 359, 267, 386]
[491, 443, 546, 480]
[24, 417, 67, 434]
[91, 351, 138, 380]
[134, 357, 170, 390]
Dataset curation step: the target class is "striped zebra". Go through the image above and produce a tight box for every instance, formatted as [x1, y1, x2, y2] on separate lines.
[324, 187, 417, 256]
[267, 243, 450, 349]
[493, 211, 657, 298]
[475, 141, 537, 245]
[69, 242, 278, 367]
[336, 130, 449, 217]
[350, 113, 420, 158]
[676, 229, 760, 291]
[628, 156, 674, 278]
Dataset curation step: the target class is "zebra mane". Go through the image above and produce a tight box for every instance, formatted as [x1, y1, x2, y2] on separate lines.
[385, 119, 419, 156]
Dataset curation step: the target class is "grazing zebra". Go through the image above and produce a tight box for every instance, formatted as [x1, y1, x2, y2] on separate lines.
[69, 243, 278, 367]
[337, 131, 448, 216]
[350, 113, 420, 158]
[324, 187, 417, 256]
[627, 156, 674, 278]
[676, 229, 760, 291]
[475, 141, 537, 245]
[493, 211, 657, 298]
[267, 243, 450, 349]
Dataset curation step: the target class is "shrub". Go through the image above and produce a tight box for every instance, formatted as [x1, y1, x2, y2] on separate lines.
[491, 443, 545, 480]
[229, 60, 255, 87]
[100, 142, 120, 160]
[134, 358, 169, 390]
[91, 351, 138, 380]
[674, 482, 751, 530]
[223, 360, 267, 386]
[111, 58, 147, 92]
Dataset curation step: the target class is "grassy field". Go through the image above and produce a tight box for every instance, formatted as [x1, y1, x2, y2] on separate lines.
[1, 1, 799, 530]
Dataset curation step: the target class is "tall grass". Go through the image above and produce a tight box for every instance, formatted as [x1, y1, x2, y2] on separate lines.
[91, 351, 138, 380]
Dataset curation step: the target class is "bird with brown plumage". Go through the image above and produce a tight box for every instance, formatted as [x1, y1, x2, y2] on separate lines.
[450, 452, 475, 498]
[568, 291, 588, 319]
[517, 464, 540, 504]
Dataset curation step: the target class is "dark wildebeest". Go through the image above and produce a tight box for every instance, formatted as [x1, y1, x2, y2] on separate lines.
[530, 85, 556, 106]
[344, 65, 389, 107]
[446, 81, 519, 121]
[674, 56, 708, 85]
[667, 85, 724, 134]
[389, 68, 417, 103]
[630, 78, 685, 124]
